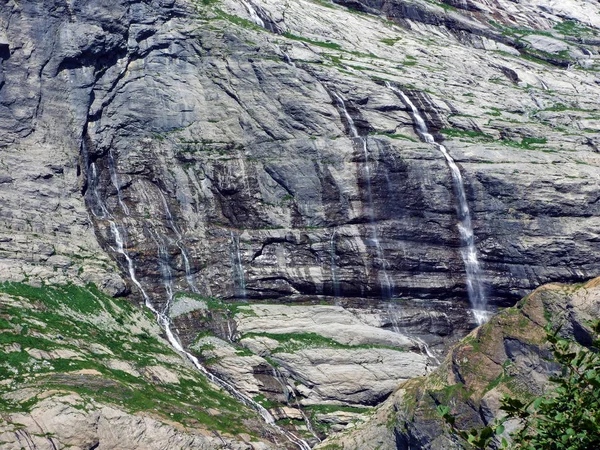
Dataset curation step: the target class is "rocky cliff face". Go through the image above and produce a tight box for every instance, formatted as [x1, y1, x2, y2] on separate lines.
[320, 276, 600, 449]
[1, 0, 599, 447]
[1, 0, 599, 310]
[0, 283, 282, 449]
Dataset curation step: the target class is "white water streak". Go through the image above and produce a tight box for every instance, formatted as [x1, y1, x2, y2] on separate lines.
[108, 150, 130, 216]
[333, 92, 393, 298]
[90, 162, 310, 450]
[386, 82, 487, 323]
[230, 231, 247, 299]
[158, 191, 199, 294]
[240, 0, 265, 27]
[329, 228, 341, 298]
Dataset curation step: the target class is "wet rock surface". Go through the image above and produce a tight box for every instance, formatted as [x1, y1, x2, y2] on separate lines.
[319, 277, 600, 449]
[1, 0, 599, 311]
[1, 0, 599, 447]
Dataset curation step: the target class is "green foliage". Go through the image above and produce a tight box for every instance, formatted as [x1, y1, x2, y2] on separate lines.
[441, 128, 493, 140]
[253, 393, 282, 409]
[437, 404, 506, 450]
[380, 37, 401, 46]
[438, 323, 600, 449]
[501, 323, 600, 450]
[553, 20, 596, 37]
[0, 283, 260, 435]
[501, 137, 548, 150]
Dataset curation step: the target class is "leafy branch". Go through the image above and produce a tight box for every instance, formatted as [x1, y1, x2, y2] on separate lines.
[438, 322, 600, 450]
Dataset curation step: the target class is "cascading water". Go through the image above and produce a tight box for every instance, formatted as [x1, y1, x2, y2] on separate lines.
[157, 191, 199, 294]
[108, 150, 129, 216]
[230, 231, 247, 299]
[86, 158, 311, 450]
[333, 92, 393, 298]
[151, 231, 175, 307]
[329, 228, 341, 298]
[386, 303, 440, 368]
[271, 366, 321, 443]
[386, 82, 488, 324]
[282, 48, 296, 67]
[240, 0, 265, 28]
[413, 336, 441, 367]
[240, 0, 283, 34]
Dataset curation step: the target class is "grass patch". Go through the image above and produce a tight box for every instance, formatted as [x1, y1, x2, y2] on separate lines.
[380, 37, 401, 46]
[501, 137, 547, 149]
[242, 332, 406, 353]
[173, 291, 254, 317]
[305, 404, 371, 415]
[283, 32, 342, 50]
[554, 20, 597, 37]
[0, 282, 262, 436]
[440, 128, 493, 140]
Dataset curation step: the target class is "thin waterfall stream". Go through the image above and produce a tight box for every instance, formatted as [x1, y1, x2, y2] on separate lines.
[157, 191, 199, 294]
[86, 157, 311, 450]
[386, 82, 488, 324]
[333, 92, 393, 298]
[240, 0, 265, 27]
[230, 231, 247, 299]
[329, 227, 341, 298]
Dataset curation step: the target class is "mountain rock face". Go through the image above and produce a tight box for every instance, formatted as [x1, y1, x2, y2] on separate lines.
[0, 283, 281, 449]
[320, 276, 600, 449]
[1, 0, 599, 447]
[1, 0, 599, 309]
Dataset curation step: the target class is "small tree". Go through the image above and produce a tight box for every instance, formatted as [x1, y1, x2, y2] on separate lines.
[439, 323, 600, 449]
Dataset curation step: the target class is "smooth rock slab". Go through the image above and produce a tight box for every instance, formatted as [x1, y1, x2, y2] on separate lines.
[274, 348, 428, 405]
[236, 304, 414, 348]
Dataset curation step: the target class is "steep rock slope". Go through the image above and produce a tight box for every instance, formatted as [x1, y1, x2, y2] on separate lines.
[0, 0, 599, 446]
[0, 283, 282, 449]
[317, 276, 600, 449]
[1, 0, 598, 311]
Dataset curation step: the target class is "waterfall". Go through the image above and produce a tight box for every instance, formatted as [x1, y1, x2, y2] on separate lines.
[240, 0, 265, 28]
[387, 302, 440, 368]
[333, 92, 393, 299]
[151, 231, 175, 308]
[272, 367, 322, 443]
[157, 191, 199, 294]
[230, 231, 247, 299]
[108, 150, 129, 216]
[87, 161, 311, 450]
[329, 228, 341, 298]
[387, 303, 401, 334]
[282, 49, 296, 67]
[239, 0, 283, 34]
[386, 82, 488, 324]
[413, 336, 441, 367]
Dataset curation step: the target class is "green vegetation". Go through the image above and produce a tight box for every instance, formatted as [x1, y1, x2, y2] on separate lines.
[305, 404, 371, 415]
[283, 32, 342, 50]
[501, 137, 547, 150]
[305, 404, 371, 435]
[440, 128, 493, 140]
[423, 0, 457, 12]
[380, 37, 401, 46]
[0, 282, 260, 435]
[174, 291, 254, 317]
[253, 393, 282, 409]
[213, 8, 263, 31]
[554, 20, 597, 37]
[439, 323, 600, 449]
[241, 331, 406, 353]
